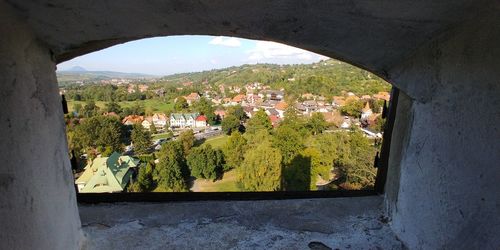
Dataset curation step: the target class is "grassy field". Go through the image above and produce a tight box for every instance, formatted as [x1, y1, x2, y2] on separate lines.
[199, 135, 228, 149]
[191, 170, 242, 192]
[67, 99, 175, 114]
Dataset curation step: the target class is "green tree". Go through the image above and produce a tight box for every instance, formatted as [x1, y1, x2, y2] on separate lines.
[272, 125, 304, 165]
[105, 101, 122, 114]
[223, 131, 247, 171]
[81, 100, 100, 117]
[72, 115, 123, 154]
[130, 162, 154, 192]
[302, 147, 331, 190]
[283, 154, 311, 191]
[221, 114, 241, 135]
[239, 141, 282, 191]
[246, 109, 272, 134]
[307, 112, 328, 135]
[335, 130, 376, 189]
[187, 145, 225, 181]
[193, 97, 216, 125]
[178, 129, 195, 154]
[131, 124, 151, 155]
[154, 141, 189, 191]
[150, 124, 158, 134]
[340, 100, 364, 117]
[174, 97, 188, 111]
[227, 105, 247, 121]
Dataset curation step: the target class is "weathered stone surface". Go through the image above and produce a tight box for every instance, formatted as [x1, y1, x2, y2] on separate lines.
[384, 8, 500, 249]
[0, 2, 83, 249]
[79, 197, 405, 250]
[4, 0, 492, 95]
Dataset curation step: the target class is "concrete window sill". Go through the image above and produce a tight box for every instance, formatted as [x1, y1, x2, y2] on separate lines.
[79, 196, 404, 249]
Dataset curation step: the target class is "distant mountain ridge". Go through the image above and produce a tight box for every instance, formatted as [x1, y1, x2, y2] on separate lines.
[57, 67, 158, 84]
[63, 66, 87, 72]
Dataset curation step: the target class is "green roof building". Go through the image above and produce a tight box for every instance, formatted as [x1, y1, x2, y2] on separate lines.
[75, 152, 139, 193]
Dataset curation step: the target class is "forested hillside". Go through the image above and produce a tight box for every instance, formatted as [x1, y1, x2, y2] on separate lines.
[158, 59, 390, 97]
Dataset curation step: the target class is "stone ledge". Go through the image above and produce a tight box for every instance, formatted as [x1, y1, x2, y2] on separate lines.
[79, 196, 405, 249]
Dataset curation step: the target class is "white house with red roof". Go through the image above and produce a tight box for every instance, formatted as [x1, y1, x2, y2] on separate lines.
[195, 115, 208, 128]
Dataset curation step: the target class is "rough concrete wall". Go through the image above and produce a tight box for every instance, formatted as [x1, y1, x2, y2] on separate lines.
[385, 8, 500, 249]
[4, 0, 484, 80]
[0, 3, 83, 250]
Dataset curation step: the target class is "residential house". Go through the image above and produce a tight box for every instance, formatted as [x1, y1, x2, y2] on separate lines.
[244, 106, 256, 118]
[322, 111, 343, 127]
[265, 108, 279, 117]
[138, 84, 149, 93]
[142, 117, 153, 130]
[246, 93, 262, 104]
[301, 93, 315, 100]
[295, 103, 307, 115]
[361, 102, 373, 120]
[127, 84, 136, 93]
[195, 115, 208, 127]
[214, 109, 226, 120]
[259, 90, 284, 101]
[170, 113, 205, 128]
[373, 91, 391, 102]
[122, 115, 144, 125]
[231, 94, 246, 105]
[75, 152, 139, 193]
[261, 100, 278, 109]
[184, 92, 200, 105]
[332, 96, 346, 107]
[211, 96, 222, 105]
[269, 115, 280, 128]
[340, 116, 352, 129]
[275, 101, 288, 117]
[152, 113, 168, 129]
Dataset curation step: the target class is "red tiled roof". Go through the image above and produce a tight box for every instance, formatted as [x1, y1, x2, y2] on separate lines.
[232, 94, 246, 102]
[275, 101, 288, 110]
[196, 115, 207, 121]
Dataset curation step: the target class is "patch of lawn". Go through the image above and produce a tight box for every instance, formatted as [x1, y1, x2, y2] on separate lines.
[191, 170, 242, 192]
[199, 135, 228, 149]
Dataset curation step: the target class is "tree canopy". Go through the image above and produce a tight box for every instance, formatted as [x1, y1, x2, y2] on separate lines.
[239, 141, 282, 191]
[221, 114, 241, 135]
[187, 145, 225, 181]
[223, 131, 247, 171]
[71, 115, 123, 155]
[174, 97, 189, 111]
[154, 141, 190, 191]
[131, 124, 151, 155]
[178, 129, 195, 154]
[307, 112, 328, 135]
[246, 109, 272, 134]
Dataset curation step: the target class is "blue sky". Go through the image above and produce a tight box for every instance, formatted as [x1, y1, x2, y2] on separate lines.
[57, 36, 329, 76]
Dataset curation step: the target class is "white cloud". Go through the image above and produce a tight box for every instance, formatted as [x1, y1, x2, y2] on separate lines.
[209, 36, 242, 47]
[246, 41, 327, 62]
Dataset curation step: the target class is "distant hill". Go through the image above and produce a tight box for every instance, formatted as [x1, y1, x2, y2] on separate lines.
[57, 67, 158, 85]
[65, 66, 87, 72]
[58, 59, 391, 96]
[158, 59, 391, 96]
